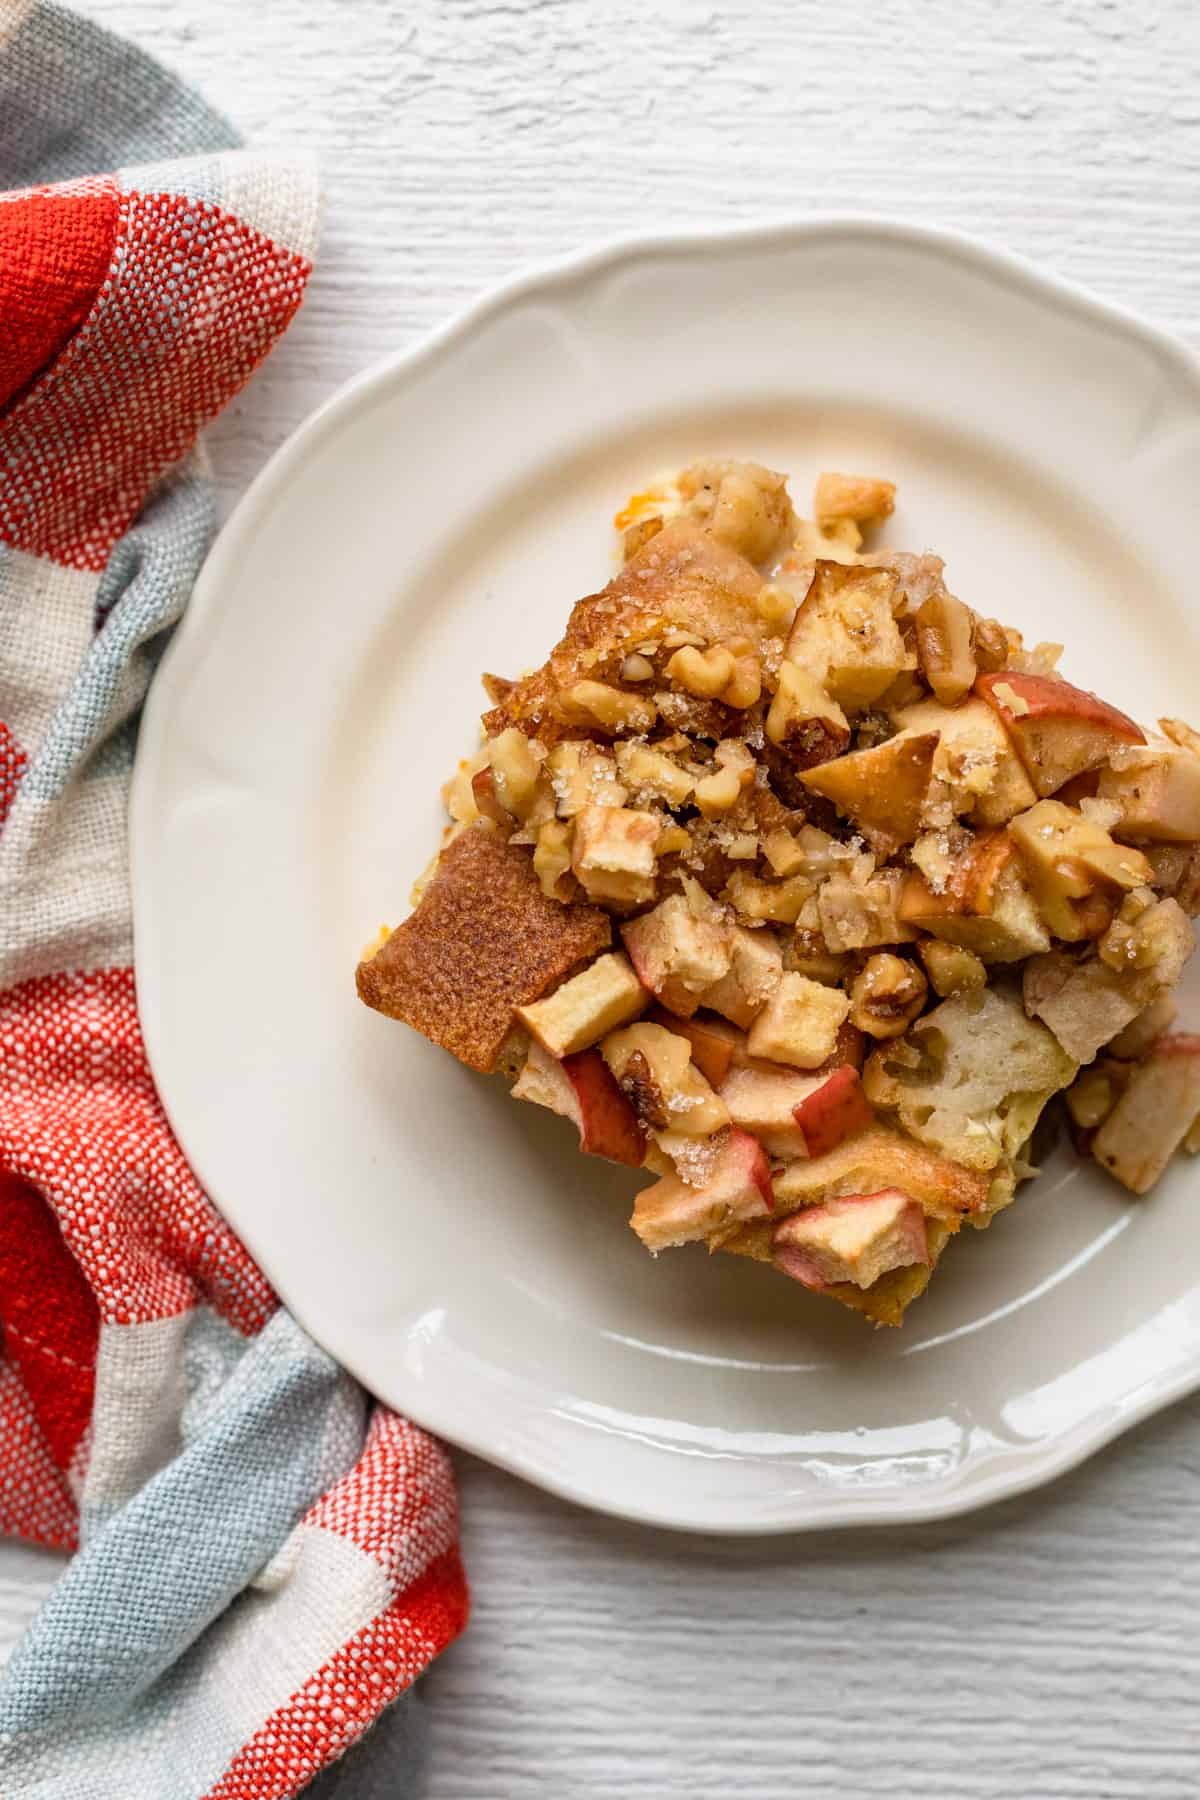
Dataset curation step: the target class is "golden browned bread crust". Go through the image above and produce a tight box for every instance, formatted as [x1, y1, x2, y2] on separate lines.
[482, 519, 765, 742]
[356, 824, 611, 1072]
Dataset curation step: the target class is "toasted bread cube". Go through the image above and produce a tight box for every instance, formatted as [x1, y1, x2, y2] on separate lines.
[773, 1189, 927, 1291]
[785, 563, 915, 711]
[814, 471, 896, 530]
[621, 894, 732, 1017]
[571, 805, 660, 906]
[772, 1124, 990, 1222]
[357, 824, 612, 1072]
[699, 924, 783, 1027]
[746, 972, 850, 1069]
[516, 951, 647, 1057]
[1098, 743, 1200, 843]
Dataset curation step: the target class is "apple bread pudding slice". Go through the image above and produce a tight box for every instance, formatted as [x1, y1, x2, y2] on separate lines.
[358, 458, 1199, 1327]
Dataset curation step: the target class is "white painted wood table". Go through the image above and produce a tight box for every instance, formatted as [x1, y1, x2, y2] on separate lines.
[4, 2, 1200, 1793]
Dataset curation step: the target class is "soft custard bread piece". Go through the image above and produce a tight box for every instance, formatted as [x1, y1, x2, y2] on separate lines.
[482, 519, 767, 744]
[863, 986, 1077, 1172]
[356, 823, 611, 1072]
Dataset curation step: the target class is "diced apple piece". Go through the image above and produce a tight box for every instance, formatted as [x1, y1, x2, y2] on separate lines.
[698, 924, 783, 1028]
[896, 695, 1037, 827]
[621, 893, 732, 1018]
[512, 1040, 646, 1166]
[516, 951, 647, 1057]
[563, 1051, 647, 1165]
[764, 661, 850, 768]
[898, 831, 1050, 963]
[746, 972, 851, 1069]
[719, 1064, 825, 1157]
[800, 731, 939, 849]
[630, 1128, 774, 1251]
[1092, 1035, 1200, 1194]
[772, 1190, 929, 1291]
[785, 563, 916, 711]
[1009, 799, 1154, 942]
[976, 671, 1145, 798]
[571, 805, 660, 907]
[646, 1006, 744, 1088]
[1097, 743, 1200, 843]
[601, 1021, 731, 1136]
[791, 1065, 873, 1157]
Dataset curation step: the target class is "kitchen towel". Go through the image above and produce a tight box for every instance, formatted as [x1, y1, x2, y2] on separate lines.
[0, 4, 468, 1795]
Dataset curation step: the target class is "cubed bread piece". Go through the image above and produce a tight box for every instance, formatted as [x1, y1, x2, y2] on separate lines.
[571, 805, 660, 906]
[863, 987, 1077, 1171]
[516, 951, 647, 1056]
[746, 973, 851, 1069]
[621, 893, 732, 1017]
[785, 562, 915, 711]
[357, 824, 611, 1072]
[768, 1123, 992, 1222]
[1097, 742, 1200, 843]
[698, 924, 783, 1027]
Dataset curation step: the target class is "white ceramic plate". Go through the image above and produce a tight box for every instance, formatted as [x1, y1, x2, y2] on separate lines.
[132, 219, 1200, 1534]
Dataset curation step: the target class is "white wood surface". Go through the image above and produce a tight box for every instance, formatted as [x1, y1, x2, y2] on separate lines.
[7, 1, 1200, 1792]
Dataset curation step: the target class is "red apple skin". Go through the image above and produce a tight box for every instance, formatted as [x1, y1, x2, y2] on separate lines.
[621, 936, 699, 1018]
[772, 1190, 928, 1291]
[647, 1005, 741, 1087]
[792, 1066, 873, 1158]
[975, 671, 1145, 797]
[562, 1050, 647, 1167]
[771, 1241, 831, 1291]
[471, 766, 511, 825]
[736, 1128, 776, 1213]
